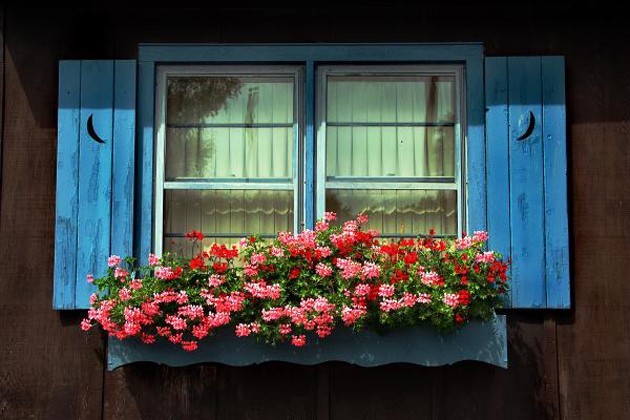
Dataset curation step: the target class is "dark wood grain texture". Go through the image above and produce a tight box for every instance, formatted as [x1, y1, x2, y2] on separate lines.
[438, 313, 550, 420]
[556, 38, 630, 420]
[0, 5, 4, 200]
[103, 364, 218, 420]
[0, 5, 629, 420]
[328, 362, 435, 420]
[216, 363, 318, 420]
[0, 8, 104, 420]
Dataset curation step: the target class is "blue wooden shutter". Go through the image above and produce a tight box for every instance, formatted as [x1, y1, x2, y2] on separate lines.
[53, 60, 136, 309]
[485, 56, 570, 309]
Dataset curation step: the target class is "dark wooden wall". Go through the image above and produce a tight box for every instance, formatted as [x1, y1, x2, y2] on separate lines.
[1, 4, 629, 419]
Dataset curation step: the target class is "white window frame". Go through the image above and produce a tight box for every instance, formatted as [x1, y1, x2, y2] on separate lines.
[316, 64, 467, 236]
[154, 65, 304, 255]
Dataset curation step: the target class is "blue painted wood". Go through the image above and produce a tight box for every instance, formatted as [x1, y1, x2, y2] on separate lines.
[108, 315, 507, 370]
[304, 61, 315, 230]
[135, 61, 155, 263]
[508, 57, 546, 308]
[139, 44, 485, 247]
[485, 57, 513, 305]
[76, 61, 114, 308]
[139, 43, 484, 63]
[466, 54, 487, 234]
[53, 61, 81, 309]
[111, 61, 136, 260]
[542, 57, 570, 308]
[485, 56, 570, 309]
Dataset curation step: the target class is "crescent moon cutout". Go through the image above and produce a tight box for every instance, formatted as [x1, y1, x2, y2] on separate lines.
[516, 111, 536, 141]
[87, 114, 106, 144]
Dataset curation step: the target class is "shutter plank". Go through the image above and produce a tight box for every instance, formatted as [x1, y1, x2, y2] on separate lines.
[137, 61, 155, 261]
[508, 57, 546, 308]
[542, 57, 570, 308]
[111, 60, 136, 260]
[76, 61, 114, 308]
[53, 61, 81, 309]
[466, 57, 486, 234]
[485, 57, 512, 304]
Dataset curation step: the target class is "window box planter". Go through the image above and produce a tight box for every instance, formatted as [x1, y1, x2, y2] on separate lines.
[84, 215, 509, 370]
[108, 315, 506, 369]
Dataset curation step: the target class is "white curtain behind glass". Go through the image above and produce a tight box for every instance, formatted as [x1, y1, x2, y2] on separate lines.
[325, 76, 457, 236]
[164, 76, 295, 253]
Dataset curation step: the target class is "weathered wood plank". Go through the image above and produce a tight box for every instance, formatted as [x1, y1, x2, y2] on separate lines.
[440, 313, 549, 419]
[136, 60, 154, 261]
[541, 56, 570, 309]
[316, 365, 330, 420]
[465, 54, 486, 234]
[485, 57, 512, 302]
[557, 39, 630, 419]
[0, 4, 3, 212]
[76, 60, 114, 307]
[53, 60, 81, 309]
[543, 317, 560, 419]
[329, 363, 435, 420]
[217, 363, 317, 419]
[508, 57, 546, 308]
[103, 364, 218, 420]
[111, 60, 136, 259]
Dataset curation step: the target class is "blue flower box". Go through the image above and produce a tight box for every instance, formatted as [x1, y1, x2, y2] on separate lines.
[107, 315, 506, 369]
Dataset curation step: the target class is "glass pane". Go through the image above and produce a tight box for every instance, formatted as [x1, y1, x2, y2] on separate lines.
[163, 189, 294, 254]
[326, 126, 454, 177]
[326, 189, 457, 236]
[166, 76, 294, 180]
[327, 76, 454, 124]
[165, 127, 293, 180]
[326, 75, 455, 178]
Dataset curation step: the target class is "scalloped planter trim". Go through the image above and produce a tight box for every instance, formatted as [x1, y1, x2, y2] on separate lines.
[107, 314, 506, 369]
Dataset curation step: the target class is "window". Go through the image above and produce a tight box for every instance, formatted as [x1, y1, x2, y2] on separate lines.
[154, 62, 466, 255]
[53, 47, 570, 311]
[155, 66, 303, 254]
[317, 65, 464, 239]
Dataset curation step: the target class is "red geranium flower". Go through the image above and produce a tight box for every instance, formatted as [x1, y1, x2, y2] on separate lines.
[455, 264, 468, 275]
[390, 269, 409, 284]
[399, 239, 415, 247]
[185, 230, 204, 241]
[368, 284, 380, 301]
[404, 252, 418, 265]
[172, 266, 183, 279]
[458, 289, 471, 306]
[189, 256, 206, 270]
[213, 262, 228, 274]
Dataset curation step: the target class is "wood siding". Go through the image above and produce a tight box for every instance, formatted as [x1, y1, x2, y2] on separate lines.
[1, 4, 629, 419]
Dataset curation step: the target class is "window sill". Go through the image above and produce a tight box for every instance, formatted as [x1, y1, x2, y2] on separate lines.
[107, 315, 506, 370]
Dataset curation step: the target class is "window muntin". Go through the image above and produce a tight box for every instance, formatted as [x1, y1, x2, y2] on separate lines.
[155, 66, 302, 255]
[317, 65, 465, 237]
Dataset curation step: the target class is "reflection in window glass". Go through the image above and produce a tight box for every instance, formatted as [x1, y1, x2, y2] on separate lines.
[321, 68, 462, 237]
[166, 76, 294, 180]
[159, 70, 298, 255]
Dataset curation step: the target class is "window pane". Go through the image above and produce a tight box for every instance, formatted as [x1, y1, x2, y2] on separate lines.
[166, 76, 294, 180]
[165, 127, 293, 180]
[326, 76, 455, 178]
[163, 189, 293, 253]
[326, 189, 457, 236]
[326, 126, 454, 178]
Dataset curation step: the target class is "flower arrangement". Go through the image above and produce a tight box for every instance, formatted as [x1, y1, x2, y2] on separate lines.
[81, 213, 509, 351]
